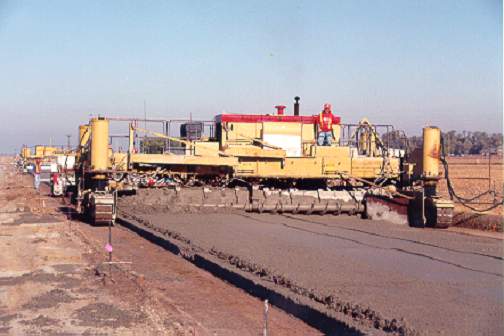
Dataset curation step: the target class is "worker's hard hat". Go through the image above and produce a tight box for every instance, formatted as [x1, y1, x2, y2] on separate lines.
[323, 103, 332, 111]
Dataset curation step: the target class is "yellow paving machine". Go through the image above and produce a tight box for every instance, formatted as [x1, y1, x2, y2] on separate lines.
[74, 98, 453, 228]
[19, 144, 77, 196]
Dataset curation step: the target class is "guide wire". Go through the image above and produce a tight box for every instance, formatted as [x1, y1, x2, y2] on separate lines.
[440, 136, 502, 213]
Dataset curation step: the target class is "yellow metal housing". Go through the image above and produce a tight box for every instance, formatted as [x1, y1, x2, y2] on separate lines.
[34, 146, 58, 158]
[90, 118, 109, 172]
[21, 147, 31, 159]
[79, 124, 90, 147]
[111, 152, 128, 170]
[34, 145, 44, 157]
[219, 120, 340, 150]
[130, 153, 237, 167]
[422, 126, 441, 179]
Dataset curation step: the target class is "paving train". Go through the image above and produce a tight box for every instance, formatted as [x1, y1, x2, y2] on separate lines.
[66, 98, 453, 228]
[18, 145, 76, 196]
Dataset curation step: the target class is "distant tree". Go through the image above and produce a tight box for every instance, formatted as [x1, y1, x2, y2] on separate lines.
[391, 130, 503, 156]
[381, 130, 408, 149]
[140, 137, 186, 154]
[140, 137, 165, 154]
[456, 131, 499, 155]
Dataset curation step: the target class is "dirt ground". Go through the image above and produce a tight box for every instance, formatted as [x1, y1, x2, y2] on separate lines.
[119, 189, 504, 336]
[0, 158, 319, 335]
[438, 155, 504, 221]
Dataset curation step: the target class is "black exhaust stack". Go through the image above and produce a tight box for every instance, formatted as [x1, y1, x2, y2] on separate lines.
[294, 96, 300, 116]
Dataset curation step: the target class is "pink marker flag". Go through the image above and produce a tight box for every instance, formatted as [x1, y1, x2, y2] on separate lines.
[105, 243, 113, 253]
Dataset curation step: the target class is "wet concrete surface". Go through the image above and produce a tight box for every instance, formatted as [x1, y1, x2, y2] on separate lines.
[78, 220, 322, 336]
[119, 192, 504, 336]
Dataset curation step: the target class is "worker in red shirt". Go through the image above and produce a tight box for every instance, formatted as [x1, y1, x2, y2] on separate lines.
[51, 172, 59, 185]
[317, 103, 337, 146]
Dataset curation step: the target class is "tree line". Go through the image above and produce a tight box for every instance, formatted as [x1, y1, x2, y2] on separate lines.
[384, 130, 503, 156]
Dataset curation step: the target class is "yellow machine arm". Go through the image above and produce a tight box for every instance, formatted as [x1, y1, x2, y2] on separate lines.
[133, 126, 191, 147]
[131, 126, 232, 157]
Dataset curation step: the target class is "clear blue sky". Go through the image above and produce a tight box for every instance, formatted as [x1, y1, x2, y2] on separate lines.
[0, 0, 502, 152]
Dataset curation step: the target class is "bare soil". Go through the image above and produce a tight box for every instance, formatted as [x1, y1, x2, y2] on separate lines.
[0, 158, 318, 335]
[438, 156, 503, 230]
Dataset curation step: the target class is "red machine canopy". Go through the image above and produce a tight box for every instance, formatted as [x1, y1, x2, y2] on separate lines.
[215, 114, 341, 125]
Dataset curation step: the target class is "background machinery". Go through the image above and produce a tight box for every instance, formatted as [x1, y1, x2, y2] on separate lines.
[18, 144, 76, 196]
